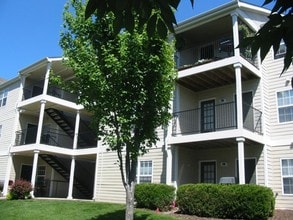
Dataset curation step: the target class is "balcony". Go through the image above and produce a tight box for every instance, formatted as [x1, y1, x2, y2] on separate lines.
[23, 84, 77, 103]
[14, 128, 97, 149]
[176, 36, 257, 71]
[172, 102, 262, 136]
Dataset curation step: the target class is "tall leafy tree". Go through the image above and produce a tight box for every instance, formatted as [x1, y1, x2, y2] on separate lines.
[59, 1, 176, 219]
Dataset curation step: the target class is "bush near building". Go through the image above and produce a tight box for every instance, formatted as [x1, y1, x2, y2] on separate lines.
[7, 179, 32, 200]
[176, 183, 275, 220]
[135, 183, 176, 211]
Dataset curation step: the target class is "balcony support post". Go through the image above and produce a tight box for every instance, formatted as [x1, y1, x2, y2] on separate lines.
[234, 63, 243, 129]
[36, 100, 46, 144]
[30, 150, 40, 198]
[43, 61, 52, 95]
[231, 12, 240, 57]
[237, 137, 245, 184]
[67, 156, 76, 199]
[166, 145, 173, 185]
[2, 153, 13, 196]
[73, 110, 80, 149]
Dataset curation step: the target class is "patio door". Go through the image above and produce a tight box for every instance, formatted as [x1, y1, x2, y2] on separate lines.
[200, 161, 216, 183]
[25, 123, 38, 144]
[20, 165, 32, 181]
[235, 92, 253, 129]
[201, 100, 215, 132]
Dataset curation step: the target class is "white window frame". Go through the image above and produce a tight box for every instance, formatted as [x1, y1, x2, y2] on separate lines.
[281, 159, 293, 195]
[0, 89, 8, 107]
[277, 89, 293, 123]
[274, 39, 286, 59]
[137, 160, 153, 183]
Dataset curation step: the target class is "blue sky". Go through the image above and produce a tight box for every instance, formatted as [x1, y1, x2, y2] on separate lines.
[0, 0, 271, 80]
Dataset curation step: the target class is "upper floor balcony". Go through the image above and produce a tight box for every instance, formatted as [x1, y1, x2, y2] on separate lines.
[175, 15, 260, 93]
[172, 101, 262, 137]
[22, 81, 78, 103]
[176, 35, 257, 71]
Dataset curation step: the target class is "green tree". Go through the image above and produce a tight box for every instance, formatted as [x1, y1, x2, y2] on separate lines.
[59, 1, 176, 219]
[86, 0, 292, 81]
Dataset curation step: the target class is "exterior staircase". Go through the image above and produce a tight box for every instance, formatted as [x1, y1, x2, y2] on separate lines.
[39, 154, 92, 199]
[45, 108, 89, 147]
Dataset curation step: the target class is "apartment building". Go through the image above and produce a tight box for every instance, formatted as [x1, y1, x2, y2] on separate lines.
[0, 1, 292, 209]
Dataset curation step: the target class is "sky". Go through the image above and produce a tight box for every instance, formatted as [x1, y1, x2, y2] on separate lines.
[0, 0, 272, 80]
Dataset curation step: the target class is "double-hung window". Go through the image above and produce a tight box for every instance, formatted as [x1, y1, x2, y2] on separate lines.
[281, 159, 293, 195]
[0, 89, 8, 107]
[137, 160, 152, 183]
[277, 89, 293, 123]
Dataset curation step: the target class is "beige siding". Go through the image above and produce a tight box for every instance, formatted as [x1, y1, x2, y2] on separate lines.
[0, 156, 8, 181]
[0, 79, 21, 181]
[267, 145, 293, 209]
[262, 49, 293, 140]
[94, 146, 166, 203]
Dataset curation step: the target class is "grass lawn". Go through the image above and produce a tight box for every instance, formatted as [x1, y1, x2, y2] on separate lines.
[0, 199, 181, 220]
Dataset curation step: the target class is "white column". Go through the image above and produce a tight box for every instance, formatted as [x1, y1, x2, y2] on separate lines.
[263, 144, 269, 186]
[231, 12, 240, 57]
[3, 153, 13, 196]
[67, 156, 76, 199]
[36, 100, 46, 144]
[237, 137, 245, 184]
[234, 63, 243, 129]
[166, 145, 173, 185]
[43, 62, 52, 95]
[173, 146, 179, 189]
[92, 148, 100, 200]
[73, 110, 80, 149]
[31, 150, 40, 197]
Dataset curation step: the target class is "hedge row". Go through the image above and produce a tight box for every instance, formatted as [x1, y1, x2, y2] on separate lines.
[177, 184, 275, 220]
[134, 183, 175, 211]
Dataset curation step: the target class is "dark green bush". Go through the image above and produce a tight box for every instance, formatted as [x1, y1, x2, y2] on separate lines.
[8, 179, 32, 200]
[135, 183, 175, 211]
[177, 184, 275, 220]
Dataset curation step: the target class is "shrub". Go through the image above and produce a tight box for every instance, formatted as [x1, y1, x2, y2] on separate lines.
[8, 179, 33, 200]
[135, 183, 175, 211]
[177, 184, 275, 220]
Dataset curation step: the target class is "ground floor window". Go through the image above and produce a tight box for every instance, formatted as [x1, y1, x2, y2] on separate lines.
[137, 160, 152, 183]
[281, 159, 293, 195]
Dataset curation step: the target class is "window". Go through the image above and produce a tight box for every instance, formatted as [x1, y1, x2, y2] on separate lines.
[138, 160, 152, 183]
[281, 159, 293, 194]
[274, 40, 286, 59]
[0, 89, 8, 107]
[277, 89, 293, 123]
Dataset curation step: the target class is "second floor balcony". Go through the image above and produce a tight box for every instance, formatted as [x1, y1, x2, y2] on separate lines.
[15, 127, 97, 149]
[172, 101, 262, 136]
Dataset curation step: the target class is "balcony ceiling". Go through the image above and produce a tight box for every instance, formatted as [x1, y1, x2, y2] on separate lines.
[176, 15, 233, 46]
[177, 64, 258, 92]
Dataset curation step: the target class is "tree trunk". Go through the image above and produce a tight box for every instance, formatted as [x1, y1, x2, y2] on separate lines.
[125, 181, 135, 220]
